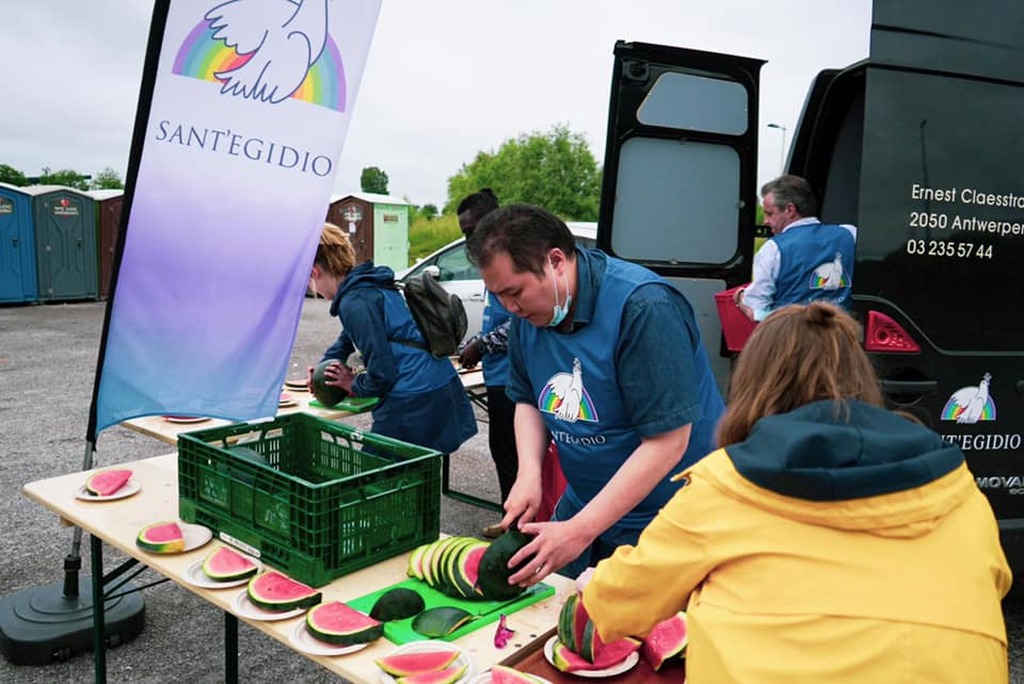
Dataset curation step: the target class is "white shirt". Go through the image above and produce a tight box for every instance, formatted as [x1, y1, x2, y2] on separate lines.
[741, 218, 857, 321]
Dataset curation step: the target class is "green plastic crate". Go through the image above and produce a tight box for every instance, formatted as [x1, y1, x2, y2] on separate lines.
[177, 413, 441, 587]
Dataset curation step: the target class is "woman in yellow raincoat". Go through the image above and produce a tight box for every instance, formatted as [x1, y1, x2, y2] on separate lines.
[582, 302, 1011, 683]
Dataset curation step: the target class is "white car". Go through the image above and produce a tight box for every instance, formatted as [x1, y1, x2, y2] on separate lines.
[397, 222, 597, 341]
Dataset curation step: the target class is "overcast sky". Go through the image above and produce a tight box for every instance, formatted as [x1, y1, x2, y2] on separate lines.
[1, 0, 872, 208]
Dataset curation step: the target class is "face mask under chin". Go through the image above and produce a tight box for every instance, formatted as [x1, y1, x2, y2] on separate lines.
[546, 260, 572, 327]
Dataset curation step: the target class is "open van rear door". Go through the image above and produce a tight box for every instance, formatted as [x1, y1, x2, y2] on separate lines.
[596, 42, 764, 392]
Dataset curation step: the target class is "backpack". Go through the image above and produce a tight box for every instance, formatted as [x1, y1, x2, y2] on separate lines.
[396, 273, 468, 358]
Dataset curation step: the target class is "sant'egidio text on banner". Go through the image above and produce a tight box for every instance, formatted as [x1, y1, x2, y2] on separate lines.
[95, 0, 382, 432]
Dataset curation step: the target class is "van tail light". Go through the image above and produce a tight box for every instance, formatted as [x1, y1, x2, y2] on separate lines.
[864, 311, 921, 353]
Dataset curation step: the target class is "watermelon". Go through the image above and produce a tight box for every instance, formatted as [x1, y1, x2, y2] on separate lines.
[370, 587, 425, 621]
[312, 359, 348, 407]
[551, 637, 640, 672]
[376, 648, 461, 676]
[246, 570, 321, 612]
[85, 468, 132, 497]
[395, 664, 466, 684]
[641, 611, 688, 671]
[475, 530, 532, 601]
[201, 547, 259, 582]
[407, 542, 430, 580]
[136, 521, 185, 553]
[491, 664, 546, 684]
[306, 601, 383, 645]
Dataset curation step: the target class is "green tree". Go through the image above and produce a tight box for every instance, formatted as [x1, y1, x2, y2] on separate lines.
[360, 166, 389, 194]
[39, 166, 90, 190]
[419, 203, 438, 221]
[0, 164, 27, 186]
[445, 124, 602, 220]
[91, 167, 124, 190]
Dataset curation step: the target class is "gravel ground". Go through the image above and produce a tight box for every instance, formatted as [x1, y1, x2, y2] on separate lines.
[0, 299, 501, 683]
[2, 300, 1023, 683]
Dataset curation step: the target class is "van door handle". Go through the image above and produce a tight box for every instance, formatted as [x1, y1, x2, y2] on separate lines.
[468, 294, 485, 302]
[881, 380, 938, 394]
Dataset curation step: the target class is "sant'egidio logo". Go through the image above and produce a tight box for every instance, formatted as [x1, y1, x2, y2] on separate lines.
[172, 0, 347, 111]
[538, 358, 599, 424]
[941, 373, 997, 424]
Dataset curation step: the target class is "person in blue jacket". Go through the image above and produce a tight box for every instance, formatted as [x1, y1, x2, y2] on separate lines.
[737, 174, 857, 321]
[308, 223, 477, 455]
[466, 204, 725, 584]
[456, 189, 518, 532]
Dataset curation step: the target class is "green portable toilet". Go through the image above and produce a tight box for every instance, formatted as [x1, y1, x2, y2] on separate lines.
[0, 182, 39, 303]
[325, 193, 410, 271]
[24, 185, 98, 301]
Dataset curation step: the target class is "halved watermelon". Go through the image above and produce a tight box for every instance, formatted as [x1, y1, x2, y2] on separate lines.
[306, 601, 383, 645]
[376, 648, 461, 676]
[246, 570, 321, 611]
[396, 664, 466, 684]
[85, 468, 132, 496]
[641, 611, 688, 671]
[136, 521, 185, 553]
[201, 546, 258, 582]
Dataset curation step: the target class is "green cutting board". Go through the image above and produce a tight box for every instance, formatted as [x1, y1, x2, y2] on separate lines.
[347, 577, 554, 645]
[310, 396, 379, 413]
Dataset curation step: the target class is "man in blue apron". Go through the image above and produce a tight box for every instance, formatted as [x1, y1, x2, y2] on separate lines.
[467, 204, 724, 586]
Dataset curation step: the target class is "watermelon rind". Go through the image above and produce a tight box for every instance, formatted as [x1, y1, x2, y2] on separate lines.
[641, 611, 688, 671]
[449, 542, 488, 599]
[306, 601, 383, 645]
[376, 648, 461, 676]
[247, 570, 321, 612]
[491, 664, 547, 684]
[411, 606, 474, 638]
[201, 547, 258, 582]
[475, 530, 531, 601]
[136, 521, 185, 553]
[408, 543, 430, 580]
[85, 468, 133, 497]
[395, 664, 466, 684]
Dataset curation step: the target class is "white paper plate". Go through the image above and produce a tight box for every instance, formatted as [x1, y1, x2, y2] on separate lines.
[378, 641, 474, 684]
[75, 480, 140, 502]
[231, 590, 305, 622]
[137, 522, 212, 555]
[542, 636, 638, 678]
[182, 556, 262, 590]
[278, 400, 298, 408]
[163, 415, 211, 424]
[288, 620, 370, 657]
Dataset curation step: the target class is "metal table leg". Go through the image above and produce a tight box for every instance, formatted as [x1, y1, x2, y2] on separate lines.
[225, 612, 238, 683]
[90, 534, 107, 684]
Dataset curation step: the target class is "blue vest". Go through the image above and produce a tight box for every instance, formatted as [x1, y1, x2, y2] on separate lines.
[772, 223, 855, 310]
[517, 258, 718, 527]
[481, 291, 511, 387]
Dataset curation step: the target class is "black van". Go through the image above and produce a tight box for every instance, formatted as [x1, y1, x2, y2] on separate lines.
[596, 0, 1024, 571]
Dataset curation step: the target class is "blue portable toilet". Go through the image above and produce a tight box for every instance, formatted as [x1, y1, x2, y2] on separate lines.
[23, 185, 98, 301]
[0, 182, 38, 303]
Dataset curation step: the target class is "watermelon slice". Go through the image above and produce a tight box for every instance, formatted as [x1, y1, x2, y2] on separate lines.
[551, 637, 640, 672]
[306, 601, 383, 646]
[246, 570, 321, 612]
[201, 547, 259, 582]
[376, 648, 461, 676]
[85, 468, 132, 496]
[641, 611, 688, 671]
[396, 664, 466, 684]
[136, 521, 185, 553]
[491, 664, 546, 684]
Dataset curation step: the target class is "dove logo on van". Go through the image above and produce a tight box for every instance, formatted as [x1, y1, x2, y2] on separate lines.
[941, 373, 997, 424]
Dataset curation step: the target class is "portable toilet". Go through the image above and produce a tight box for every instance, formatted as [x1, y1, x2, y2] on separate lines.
[88, 189, 124, 299]
[325, 193, 410, 271]
[0, 182, 39, 304]
[24, 185, 98, 301]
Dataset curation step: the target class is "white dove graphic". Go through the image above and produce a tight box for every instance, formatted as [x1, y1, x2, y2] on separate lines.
[549, 358, 585, 423]
[949, 373, 992, 424]
[205, 0, 328, 104]
[813, 251, 845, 290]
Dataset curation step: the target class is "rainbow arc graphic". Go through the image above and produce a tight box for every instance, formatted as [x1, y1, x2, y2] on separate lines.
[172, 19, 346, 111]
[538, 384, 599, 422]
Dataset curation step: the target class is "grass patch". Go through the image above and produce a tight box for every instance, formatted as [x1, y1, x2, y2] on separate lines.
[409, 213, 461, 262]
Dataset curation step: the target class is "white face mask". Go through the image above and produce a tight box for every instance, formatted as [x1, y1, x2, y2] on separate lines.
[546, 258, 572, 328]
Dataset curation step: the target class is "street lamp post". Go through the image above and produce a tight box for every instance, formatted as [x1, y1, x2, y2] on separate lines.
[767, 123, 788, 174]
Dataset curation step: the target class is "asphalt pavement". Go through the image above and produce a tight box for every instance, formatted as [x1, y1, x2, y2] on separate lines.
[0, 298, 501, 683]
[1, 300, 1023, 683]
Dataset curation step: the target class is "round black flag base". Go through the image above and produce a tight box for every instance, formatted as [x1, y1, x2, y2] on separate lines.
[0, 577, 145, 666]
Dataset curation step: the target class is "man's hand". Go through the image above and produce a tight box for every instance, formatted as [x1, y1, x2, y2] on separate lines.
[323, 361, 355, 392]
[458, 339, 483, 369]
[506, 519, 593, 589]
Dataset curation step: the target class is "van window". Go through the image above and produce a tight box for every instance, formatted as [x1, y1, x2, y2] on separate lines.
[638, 72, 748, 135]
[610, 138, 740, 265]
